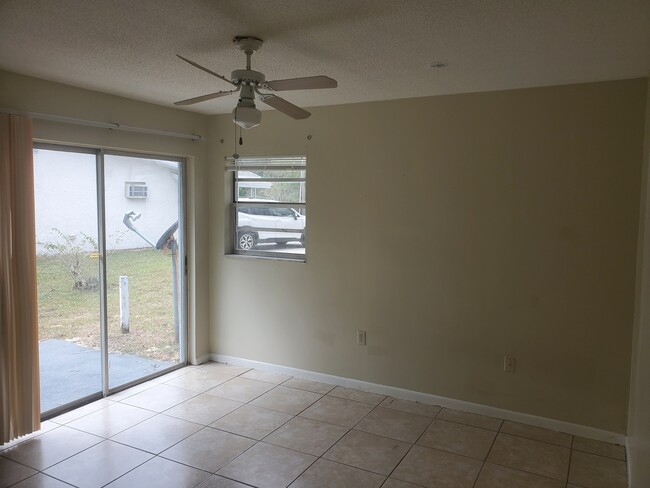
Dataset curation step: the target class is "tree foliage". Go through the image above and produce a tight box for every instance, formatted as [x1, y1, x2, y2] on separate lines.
[238, 169, 306, 204]
[38, 228, 126, 291]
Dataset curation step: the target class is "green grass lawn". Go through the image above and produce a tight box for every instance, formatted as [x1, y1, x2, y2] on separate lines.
[37, 248, 180, 362]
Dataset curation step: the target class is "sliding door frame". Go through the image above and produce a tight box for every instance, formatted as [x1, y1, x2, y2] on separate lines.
[34, 142, 188, 418]
[97, 149, 110, 395]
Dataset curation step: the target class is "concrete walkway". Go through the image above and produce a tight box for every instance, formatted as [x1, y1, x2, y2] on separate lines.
[39, 339, 175, 413]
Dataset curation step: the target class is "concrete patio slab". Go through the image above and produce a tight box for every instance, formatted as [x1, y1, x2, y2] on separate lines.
[39, 339, 175, 413]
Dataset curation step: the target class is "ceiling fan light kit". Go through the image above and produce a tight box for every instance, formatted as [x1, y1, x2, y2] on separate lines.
[232, 100, 261, 129]
[175, 36, 338, 129]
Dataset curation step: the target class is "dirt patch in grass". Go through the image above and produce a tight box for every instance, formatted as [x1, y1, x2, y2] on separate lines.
[37, 248, 180, 362]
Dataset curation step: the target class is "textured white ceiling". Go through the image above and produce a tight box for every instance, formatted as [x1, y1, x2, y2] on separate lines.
[0, 0, 648, 115]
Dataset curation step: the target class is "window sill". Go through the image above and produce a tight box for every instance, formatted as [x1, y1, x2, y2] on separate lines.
[225, 252, 306, 263]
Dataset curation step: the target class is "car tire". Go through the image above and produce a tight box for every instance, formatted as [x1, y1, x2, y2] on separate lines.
[238, 231, 256, 250]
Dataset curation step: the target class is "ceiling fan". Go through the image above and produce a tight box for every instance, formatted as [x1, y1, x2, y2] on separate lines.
[175, 36, 338, 129]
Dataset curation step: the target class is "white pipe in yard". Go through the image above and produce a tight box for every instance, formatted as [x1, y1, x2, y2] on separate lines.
[119, 276, 129, 333]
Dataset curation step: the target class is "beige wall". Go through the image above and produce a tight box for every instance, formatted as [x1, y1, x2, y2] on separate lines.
[0, 69, 211, 362]
[628, 81, 650, 485]
[2, 68, 647, 435]
[210, 79, 647, 433]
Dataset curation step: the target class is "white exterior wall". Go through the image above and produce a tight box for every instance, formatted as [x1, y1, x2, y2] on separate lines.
[34, 149, 179, 254]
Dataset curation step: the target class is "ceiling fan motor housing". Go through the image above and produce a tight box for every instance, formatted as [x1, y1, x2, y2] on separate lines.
[231, 69, 265, 86]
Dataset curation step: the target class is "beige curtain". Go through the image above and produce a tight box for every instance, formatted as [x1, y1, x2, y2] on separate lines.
[0, 114, 40, 444]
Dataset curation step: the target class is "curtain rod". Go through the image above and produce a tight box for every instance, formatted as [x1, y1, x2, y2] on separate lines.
[1, 107, 204, 141]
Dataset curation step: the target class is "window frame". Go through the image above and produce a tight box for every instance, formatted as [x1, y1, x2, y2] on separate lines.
[227, 155, 307, 261]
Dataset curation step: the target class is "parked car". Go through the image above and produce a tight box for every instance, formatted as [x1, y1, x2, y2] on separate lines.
[237, 198, 305, 250]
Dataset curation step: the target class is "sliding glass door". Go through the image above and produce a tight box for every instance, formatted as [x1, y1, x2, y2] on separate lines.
[34, 145, 186, 415]
[103, 153, 184, 389]
[34, 147, 102, 413]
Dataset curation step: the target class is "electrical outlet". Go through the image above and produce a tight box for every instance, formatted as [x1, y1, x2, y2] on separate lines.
[504, 356, 516, 373]
[357, 330, 367, 346]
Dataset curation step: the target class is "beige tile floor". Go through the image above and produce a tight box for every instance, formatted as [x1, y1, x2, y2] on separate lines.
[0, 362, 628, 488]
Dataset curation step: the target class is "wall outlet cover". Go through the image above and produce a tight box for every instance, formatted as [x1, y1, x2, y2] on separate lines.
[357, 330, 367, 346]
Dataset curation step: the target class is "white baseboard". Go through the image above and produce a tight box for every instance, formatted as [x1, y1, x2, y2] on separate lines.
[210, 353, 626, 445]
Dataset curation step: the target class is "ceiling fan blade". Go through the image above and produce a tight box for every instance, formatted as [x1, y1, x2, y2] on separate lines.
[259, 94, 311, 120]
[176, 54, 237, 87]
[174, 90, 235, 106]
[264, 76, 337, 91]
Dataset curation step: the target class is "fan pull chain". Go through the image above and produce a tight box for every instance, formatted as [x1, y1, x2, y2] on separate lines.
[239, 125, 243, 146]
[232, 121, 239, 160]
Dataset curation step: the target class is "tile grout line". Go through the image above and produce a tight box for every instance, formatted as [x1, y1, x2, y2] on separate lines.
[33, 471, 76, 487]
[435, 408, 503, 433]
[484, 424, 575, 484]
[480, 459, 575, 485]
[122, 370, 322, 484]
[495, 430, 576, 451]
[382, 414, 430, 486]
[17, 363, 622, 487]
[92, 451, 157, 488]
[151, 366, 619, 485]
[471, 418, 503, 488]
[570, 445, 628, 462]
[2, 463, 39, 488]
[212, 470, 258, 487]
[1, 429, 106, 474]
[288, 393, 536, 483]
[47, 401, 115, 427]
[42, 372, 254, 487]
[7, 367, 288, 487]
[436, 408, 612, 452]
[199, 372, 316, 487]
[385, 413, 580, 485]
[284, 453, 318, 487]
[290, 396, 388, 486]
[111, 414, 207, 457]
[155, 448, 229, 476]
[250, 377, 331, 486]
[31, 438, 152, 488]
[380, 412, 435, 486]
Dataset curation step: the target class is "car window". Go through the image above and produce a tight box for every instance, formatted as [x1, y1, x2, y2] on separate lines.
[272, 208, 294, 217]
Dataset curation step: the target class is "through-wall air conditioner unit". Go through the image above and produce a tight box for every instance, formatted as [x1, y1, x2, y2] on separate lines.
[125, 182, 148, 199]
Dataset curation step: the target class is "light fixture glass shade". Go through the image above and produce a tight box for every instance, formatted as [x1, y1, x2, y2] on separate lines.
[233, 104, 261, 129]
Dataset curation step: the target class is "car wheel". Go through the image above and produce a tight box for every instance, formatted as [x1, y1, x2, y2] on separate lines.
[238, 232, 256, 250]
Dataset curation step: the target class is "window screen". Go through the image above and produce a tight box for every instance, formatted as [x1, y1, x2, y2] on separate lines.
[227, 156, 306, 260]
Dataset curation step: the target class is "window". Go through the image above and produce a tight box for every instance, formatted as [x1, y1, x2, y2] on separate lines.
[125, 181, 147, 199]
[228, 156, 306, 260]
